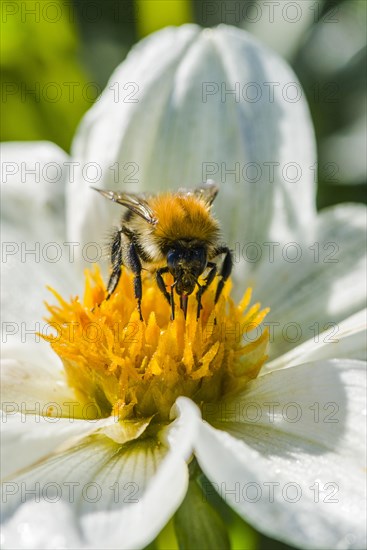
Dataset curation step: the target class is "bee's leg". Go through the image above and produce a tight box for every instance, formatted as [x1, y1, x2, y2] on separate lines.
[126, 242, 144, 321]
[213, 247, 233, 304]
[106, 228, 124, 298]
[105, 228, 144, 320]
[195, 283, 203, 319]
[156, 267, 171, 303]
[170, 285, 176, 320]
[204, 262, 217, 290]
[156, 267, 175, 319]
[195, 262, 217, 319]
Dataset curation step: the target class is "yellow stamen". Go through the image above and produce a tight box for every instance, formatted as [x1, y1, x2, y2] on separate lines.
[43, 266, 269, 421]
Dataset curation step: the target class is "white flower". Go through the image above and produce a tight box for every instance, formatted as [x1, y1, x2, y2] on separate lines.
[1, 24, 366, 550]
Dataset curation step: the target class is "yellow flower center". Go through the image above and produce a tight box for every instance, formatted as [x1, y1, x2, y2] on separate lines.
[44, 266, 269, 422]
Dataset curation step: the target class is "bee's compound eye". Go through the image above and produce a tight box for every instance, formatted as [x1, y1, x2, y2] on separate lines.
[192, 247, 207, 273]
[167, 250, 180, 273]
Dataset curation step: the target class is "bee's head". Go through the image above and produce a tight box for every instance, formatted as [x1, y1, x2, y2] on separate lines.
[167, 246, 207, 295]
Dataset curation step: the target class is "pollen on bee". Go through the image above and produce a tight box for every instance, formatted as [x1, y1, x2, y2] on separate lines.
[43, 265, 270, 421]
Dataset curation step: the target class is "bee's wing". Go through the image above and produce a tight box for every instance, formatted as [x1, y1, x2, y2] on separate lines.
[177, 181, 219, 206]
[92, 188, 157, 224]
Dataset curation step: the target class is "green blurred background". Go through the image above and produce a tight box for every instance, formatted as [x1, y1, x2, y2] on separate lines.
[0, 1, 366, 547]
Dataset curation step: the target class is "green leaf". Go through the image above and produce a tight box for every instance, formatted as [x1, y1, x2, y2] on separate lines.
[173, 479, 231, 550]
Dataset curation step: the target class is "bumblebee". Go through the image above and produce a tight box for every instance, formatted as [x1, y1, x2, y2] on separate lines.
[93, 183, 233, 321]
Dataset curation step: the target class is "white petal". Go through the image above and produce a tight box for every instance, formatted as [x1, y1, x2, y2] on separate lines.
[1, 246, 80, 354]
[1, 413, 116, 481]
[0, 500, 84, 549]
[1, 218, 79, 337]
[1, 338, 61, 372]
[67, 25, 200, 261]
[196, 359, 367, 549]
[0, 141, 68, 231]
[68, 24, 316, 268]
[1, 355, 77, 418]
[1, 142, 81, 332]
[84, 397, 200, 549]
[0, 350, 119, 480]
[264, 309, 366, 373]
[1, 397, 200, 550]
[252, 203, 367, 359]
